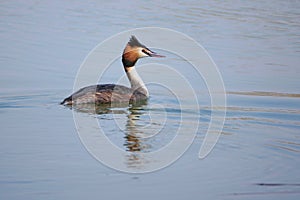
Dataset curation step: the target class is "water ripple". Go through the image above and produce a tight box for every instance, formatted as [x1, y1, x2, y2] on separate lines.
[228, 91, 300, 98]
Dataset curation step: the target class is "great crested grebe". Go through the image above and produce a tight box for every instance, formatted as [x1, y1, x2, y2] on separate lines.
[61, 36, 164, 105]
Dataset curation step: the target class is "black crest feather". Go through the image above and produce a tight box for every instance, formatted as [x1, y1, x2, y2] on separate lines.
[128, 35, 146, 48]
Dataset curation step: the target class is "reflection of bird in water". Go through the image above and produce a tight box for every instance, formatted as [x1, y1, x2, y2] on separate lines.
[65, 102, 129, 115]
[61, 36, 164, 105]
[66, 101, 149, 153]
[123, 104, 151, 169]
[124, 105, 150, 152]
[124, 134, 142, 152]
[65, 99, 150, 168]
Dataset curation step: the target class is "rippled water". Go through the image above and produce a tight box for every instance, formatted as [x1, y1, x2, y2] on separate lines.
[1, 0, 300, 199]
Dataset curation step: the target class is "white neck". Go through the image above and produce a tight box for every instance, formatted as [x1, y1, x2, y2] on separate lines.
[126, 67, 149, 97]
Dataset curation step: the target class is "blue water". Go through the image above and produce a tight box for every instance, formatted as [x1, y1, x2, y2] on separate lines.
[1, 0, 300, 199]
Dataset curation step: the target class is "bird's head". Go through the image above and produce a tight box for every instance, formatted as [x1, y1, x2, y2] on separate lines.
[122, 36, 164, 70]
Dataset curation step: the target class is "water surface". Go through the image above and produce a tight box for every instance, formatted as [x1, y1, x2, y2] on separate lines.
[1, 0, 300, 199]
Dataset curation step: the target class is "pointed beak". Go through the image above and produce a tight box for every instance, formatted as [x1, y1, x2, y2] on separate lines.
[149, 51, 165, 57]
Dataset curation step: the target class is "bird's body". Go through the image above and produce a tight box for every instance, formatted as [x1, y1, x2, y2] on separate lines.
[61, 84, 147, 105]
[61, 36, 163, 105]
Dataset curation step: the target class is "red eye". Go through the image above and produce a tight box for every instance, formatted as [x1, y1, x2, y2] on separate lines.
[142, 49, 151, 56]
